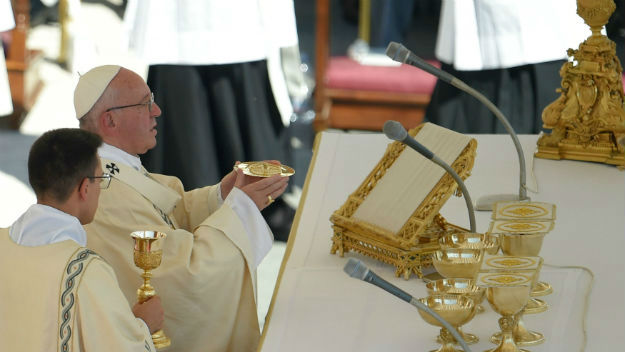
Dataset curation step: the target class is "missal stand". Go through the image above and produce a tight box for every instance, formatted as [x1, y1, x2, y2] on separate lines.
[330, 123, 477, 279]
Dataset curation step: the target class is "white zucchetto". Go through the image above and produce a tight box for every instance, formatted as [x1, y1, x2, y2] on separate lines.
[74, 65, 121, 119]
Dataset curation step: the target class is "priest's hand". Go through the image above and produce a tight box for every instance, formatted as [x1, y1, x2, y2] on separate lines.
[132, 296, 165, 334]
[221, 160, 284, 200]
[234, 167, 289, 210]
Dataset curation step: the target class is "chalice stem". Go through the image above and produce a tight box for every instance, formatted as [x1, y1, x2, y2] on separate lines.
[488, 316, 523, 352]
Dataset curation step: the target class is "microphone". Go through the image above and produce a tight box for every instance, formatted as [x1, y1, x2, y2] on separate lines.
[343, 258, 472, 352]
[386, 42, 530, 211]
[383, 120, 476, 233]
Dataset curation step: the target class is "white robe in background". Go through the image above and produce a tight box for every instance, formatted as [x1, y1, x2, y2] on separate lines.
[436, 0, 590, 70]
[122, 0, 299, 126]
[0, 0, 15, 117]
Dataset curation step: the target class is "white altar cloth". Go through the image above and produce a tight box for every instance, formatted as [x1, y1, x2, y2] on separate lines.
[260, 133, 624, 351]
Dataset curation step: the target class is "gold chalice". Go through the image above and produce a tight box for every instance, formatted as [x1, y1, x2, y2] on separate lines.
[417, 294, 477, 352]
[432, 248, 484, 280]
[477, 272, 533, 352]
[131, 230, 171, 349]
[439, 232, 500, 255]
[426, 279, 484, 344]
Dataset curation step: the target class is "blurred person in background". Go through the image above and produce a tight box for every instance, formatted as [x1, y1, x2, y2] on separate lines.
[425, 0, 591, 134]
[0, 0, 14, 117]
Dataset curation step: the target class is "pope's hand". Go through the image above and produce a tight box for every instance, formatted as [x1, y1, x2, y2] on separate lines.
[132, 296, 164, 334]
[234, 166, 289, 210]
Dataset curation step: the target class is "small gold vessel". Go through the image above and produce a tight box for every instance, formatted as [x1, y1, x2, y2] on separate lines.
[131, 230, 171, 350]
[417, 294, 477, 352]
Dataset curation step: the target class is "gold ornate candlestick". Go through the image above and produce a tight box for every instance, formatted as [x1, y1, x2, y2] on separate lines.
[131, 230, 171, 349]
[536, 0, 625, 167]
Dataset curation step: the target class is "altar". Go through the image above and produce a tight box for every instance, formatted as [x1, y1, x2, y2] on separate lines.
[259, 132, 624, 351]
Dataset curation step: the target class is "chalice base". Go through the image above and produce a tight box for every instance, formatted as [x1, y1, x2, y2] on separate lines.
[523, 298, 548, 314]
[151, 329, 171, 349]
[491, 329, 545, 347]
[485, 347, 530, 352]
[436, 328, 479, 345]
[531, 281, 552, 297]
[428, 344, 464, 352]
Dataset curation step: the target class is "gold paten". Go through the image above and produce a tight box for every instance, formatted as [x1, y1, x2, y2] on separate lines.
[330, 124, 477, 279]
[417, 295, 477, 352]
[236, 161, 295, 177]
[488, 220, 554, 234]
[492, 201, 556, 221]
[483, 255, 540, 271]
[536, 0, 625, 167]
[131, 231, 171, 350]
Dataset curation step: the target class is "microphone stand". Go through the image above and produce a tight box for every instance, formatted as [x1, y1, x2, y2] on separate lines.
[344, 258, 472, 352]
[386, 42, 530, 211]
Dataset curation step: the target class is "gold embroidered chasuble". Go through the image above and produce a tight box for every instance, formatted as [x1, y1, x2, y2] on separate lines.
[84, 168, 260, 352]
[0, 229, 154, 351]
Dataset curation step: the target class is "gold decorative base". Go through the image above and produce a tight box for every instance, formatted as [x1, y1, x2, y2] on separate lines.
[536, 0, 625, 169]
[535, 139, 625, 168]
[531, 281, 553, 297]
[330, 227, 439, 279]
[523, 298, 548, 314]
[151, 329, 171, 349]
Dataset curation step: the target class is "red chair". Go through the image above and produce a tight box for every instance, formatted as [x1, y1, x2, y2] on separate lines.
[314, 0, 438, 131]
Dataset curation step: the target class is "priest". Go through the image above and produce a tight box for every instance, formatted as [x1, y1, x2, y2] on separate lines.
[0, 128, 163, 351]
[75, 65, 290, 352]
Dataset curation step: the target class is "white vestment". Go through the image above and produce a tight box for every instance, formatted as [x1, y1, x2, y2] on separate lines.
[85, 145, 272, 352]
[0, 205, 155, 352]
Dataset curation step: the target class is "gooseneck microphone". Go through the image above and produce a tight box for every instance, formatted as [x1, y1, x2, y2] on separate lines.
[343, 258, 472, 352]
[383, 120, 476, 232]
[386, 42, 530, 211]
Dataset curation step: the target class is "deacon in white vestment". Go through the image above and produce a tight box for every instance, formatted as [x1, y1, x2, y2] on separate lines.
[76, 65, 290, 352]
[0, 128, 162, 352]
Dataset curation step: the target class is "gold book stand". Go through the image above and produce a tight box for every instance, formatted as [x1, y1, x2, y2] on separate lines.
[330, 123, 477, 279]
[536, 0, 625, 167]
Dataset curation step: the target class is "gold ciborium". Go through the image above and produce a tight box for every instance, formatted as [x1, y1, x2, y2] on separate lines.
[426, 279, 484, 344]
[131, 230, 171, 349]
[477, 272, 533, 352]
[439, 232, 500, 255]
[417, 294, 477, 352]
[432, 248, 484, 279]
[481, 255, 545, 346]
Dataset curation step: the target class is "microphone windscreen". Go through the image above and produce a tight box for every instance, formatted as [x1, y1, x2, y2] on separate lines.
[385, 42, 409, 63]
[383, 120, 408, 141]
[344, 258, 368, 280]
